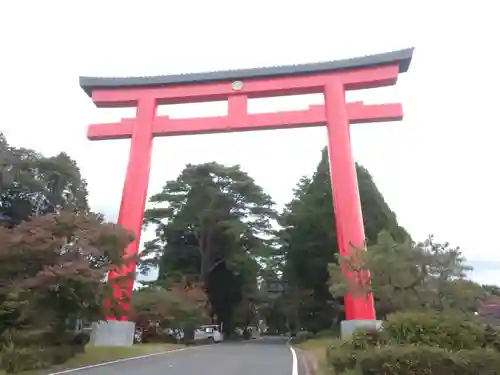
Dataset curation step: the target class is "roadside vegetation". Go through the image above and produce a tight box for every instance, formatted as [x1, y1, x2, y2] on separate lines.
[2, 133, 498, 374]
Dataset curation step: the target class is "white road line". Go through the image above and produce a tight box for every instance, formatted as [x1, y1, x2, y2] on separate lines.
[48, 347, 191, 375]
[288, 345, 298, 375]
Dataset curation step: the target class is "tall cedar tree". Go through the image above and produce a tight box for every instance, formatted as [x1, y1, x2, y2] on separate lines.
[278, 147, 408, 332]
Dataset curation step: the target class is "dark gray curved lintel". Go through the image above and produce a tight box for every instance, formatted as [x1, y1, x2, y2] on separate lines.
[80, 47, 414, 97]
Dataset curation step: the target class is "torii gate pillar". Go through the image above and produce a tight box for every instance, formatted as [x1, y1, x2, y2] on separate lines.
[80, 48, 413, 345]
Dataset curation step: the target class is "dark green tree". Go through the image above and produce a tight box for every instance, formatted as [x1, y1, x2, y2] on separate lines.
[280, 147, 408, 332]
[0, 133, 88, 225]
[142, 162, 278, 334]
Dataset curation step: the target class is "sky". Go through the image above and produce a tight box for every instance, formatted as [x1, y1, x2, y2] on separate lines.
[1, 1, 499, 284]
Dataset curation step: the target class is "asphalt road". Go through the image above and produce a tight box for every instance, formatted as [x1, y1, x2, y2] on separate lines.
[52, 336, 302, 375]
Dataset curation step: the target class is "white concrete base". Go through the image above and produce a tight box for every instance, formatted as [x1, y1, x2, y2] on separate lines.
[340, 320, 382, 340]
[89, 320, 136, 347]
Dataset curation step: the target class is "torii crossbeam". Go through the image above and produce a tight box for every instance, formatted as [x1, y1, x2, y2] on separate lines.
[80, 47, 413, 344]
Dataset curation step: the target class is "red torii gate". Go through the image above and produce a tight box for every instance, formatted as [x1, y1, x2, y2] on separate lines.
[80, 48, 413, 344]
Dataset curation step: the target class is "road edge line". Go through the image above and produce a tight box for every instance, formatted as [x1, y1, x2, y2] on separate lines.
[288, 343, 298, 375]
[48, 347, 191, 375]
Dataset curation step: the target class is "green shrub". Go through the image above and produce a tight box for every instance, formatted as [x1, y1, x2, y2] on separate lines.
[0, 343, 80, 373]
[357, 346, 454, 375]
[71, 331, 90, 353]
[2, 330, 46, 347]
[0, 330, 84, 373]
[349, 328, 387, 349]
[0, 343, 50, 373]
[356, 345, 500, 375]
[47, 345, 76, 365]
[141, 328, 164, 343]
[162, 333, 179, 343]
[326, 344, 358, 374]
[483, 325, 500, 351]
[383, 311, 485, 350]
[71, 331, 90, 346]
[456, 348, 500, 374]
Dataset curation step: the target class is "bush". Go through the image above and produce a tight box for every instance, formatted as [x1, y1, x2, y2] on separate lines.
[456, 348, 500, 374]
[71, 332, 90, 346]
[2, 330, 47, 347]
[326, 344, 358, 374]
[47, 345, 76, 365]
[356, 345, 500, 375]
[383, 311, 485, 350]
[483, 325, 500, 351]
[0, 345, 78, 373]
[0, 330, 85, 373]
[141, 328, 164, 343]
[323, 311, 500, 374]
[0, 344, 50, 373]
[349, 328, 387, 350]
[71, 332, 90, 353]
[162, 333, 179, 343]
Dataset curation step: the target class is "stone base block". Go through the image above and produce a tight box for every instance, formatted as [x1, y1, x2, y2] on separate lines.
[89, 320, 135, 347]
[340, 320, 382, 340]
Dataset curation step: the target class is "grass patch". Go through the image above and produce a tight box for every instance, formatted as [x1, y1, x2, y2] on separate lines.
[298, 336, 342, 375]
[0, 343, 184, 375]
[298, 337, 335, 365]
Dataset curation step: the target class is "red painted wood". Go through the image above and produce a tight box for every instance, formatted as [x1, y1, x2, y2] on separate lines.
[87, 102, 402, 140]
[105, 98, 156, 321]
[85, 62, 406, 321]
[324, 83, 376, 320]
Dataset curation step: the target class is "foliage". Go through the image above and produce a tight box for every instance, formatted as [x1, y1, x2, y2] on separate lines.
[326, 344, 358, 374]
[349, 328, 387, 350]
[0, 133, 89, 225]
[0, 211, 133, 372]
[142, 162, 278, 334]
[324, 310, 500, 375]
[383, 310, 486, 350]
[0, 340, 89, 373]
[354, 346, 500, 375]
[0, 329, 89, 373]
[329, 230, 485, 318]
[0, 210, 134, 339]
[0, 134, 134, 372]
[483, 324, 500, 351]
[278, 147, 408, 332]
[131, 282, 208, 339]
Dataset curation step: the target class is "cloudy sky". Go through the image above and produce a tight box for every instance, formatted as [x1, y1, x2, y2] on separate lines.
[1, 1, 499, 284]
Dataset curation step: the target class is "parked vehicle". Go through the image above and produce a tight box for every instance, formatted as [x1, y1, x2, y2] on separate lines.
[194, 325, 223, 343]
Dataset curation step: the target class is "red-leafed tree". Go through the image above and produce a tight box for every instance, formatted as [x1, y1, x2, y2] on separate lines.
[131, 280, 208, 341]
[0, 210, 134, 341]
